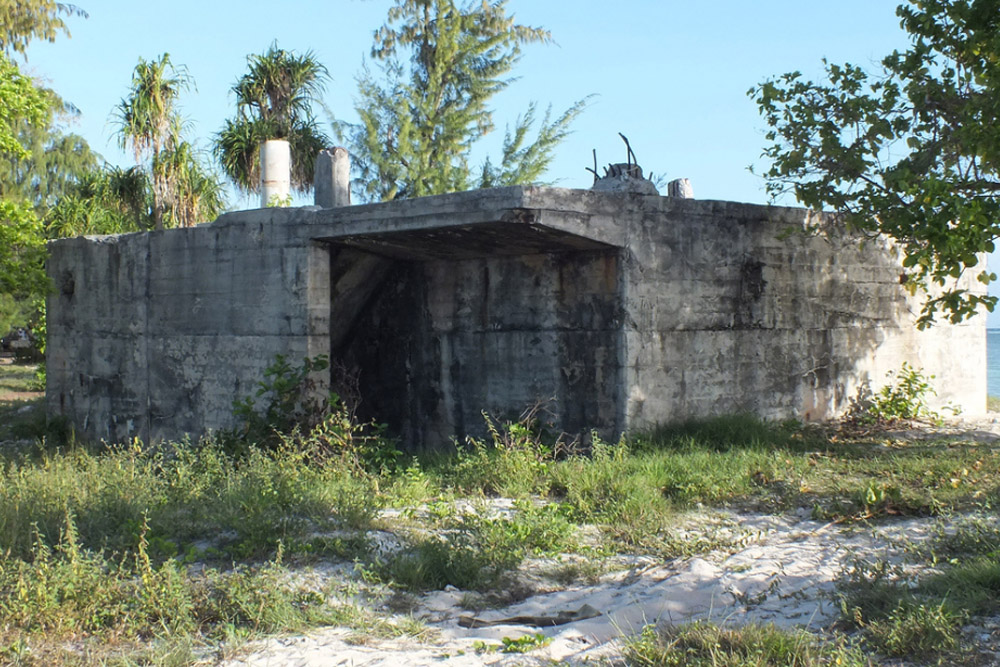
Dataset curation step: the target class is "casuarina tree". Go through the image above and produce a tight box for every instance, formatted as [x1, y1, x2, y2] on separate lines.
[342, 0, 588, 202]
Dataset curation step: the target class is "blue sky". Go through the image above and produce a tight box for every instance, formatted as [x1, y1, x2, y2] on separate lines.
[19, 0, 998, 324]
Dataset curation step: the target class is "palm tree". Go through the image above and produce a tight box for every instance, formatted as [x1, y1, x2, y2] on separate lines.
[214, 43, 329, 196]
[113, 53, 188, 230]
[159, 142, 226, 227]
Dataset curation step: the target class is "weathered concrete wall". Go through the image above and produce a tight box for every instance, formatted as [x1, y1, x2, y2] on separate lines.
[612, 196, 983, 426]
[47, 207, 327, 443]
[47, 186, 986, 447]
[340, 250, 623, 447]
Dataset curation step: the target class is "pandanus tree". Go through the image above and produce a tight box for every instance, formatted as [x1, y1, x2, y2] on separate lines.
[214, 43, 330, 200]
[113, 53, 187, 230]
[112, 54, 225, 229]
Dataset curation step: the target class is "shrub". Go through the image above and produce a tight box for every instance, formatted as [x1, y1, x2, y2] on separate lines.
[856, 363, 949, 424]
[448, 412, 556, 497]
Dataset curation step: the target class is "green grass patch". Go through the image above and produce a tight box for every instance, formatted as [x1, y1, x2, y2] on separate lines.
[624, 621, 867, 666]
[0, 438, 380, 562]
[4, 406, 1000, 664]
[381, 498, 575, 591]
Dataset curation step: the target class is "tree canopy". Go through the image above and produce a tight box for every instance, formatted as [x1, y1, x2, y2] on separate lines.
[343, 0, 587, 202]
[751, 0, 1000, 326]
[0, 88, 101, 211]
[0, 53, 49, 160]
[214, 43, 330, 194]
[0, 0, 86, 57]
[113, 54, 225, 229]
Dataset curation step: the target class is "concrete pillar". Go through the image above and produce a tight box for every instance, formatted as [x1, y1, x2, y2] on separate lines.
[314, 147, 351, 208]
[668, 178, 694, 199]
[260, 139, 291, 208]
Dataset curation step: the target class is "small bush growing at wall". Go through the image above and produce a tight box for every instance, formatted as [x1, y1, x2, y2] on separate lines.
[448, 410, 558, 497]
[230, 354, 400, 472]
[233, 354, 332, 442]
[857, 363, 950, 424]
[266, 193, 293, 208]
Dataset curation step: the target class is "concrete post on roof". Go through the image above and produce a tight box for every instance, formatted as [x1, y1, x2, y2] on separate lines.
[668, 178, 694, 199]
[314, 147, 351, 208]
[260, 139, 291, 208]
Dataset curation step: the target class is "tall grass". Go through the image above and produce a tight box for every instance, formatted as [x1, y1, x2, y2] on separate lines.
[0, 438, 379, 562]
[4, 360, 1000, 667]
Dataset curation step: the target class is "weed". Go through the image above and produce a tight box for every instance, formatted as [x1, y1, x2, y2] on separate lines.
[471, 633, 551, 654]
[921, 511, 1000, 561]
[863, 601, 962, 657]
[837, 555, 976, 660]
[448, 411, 558, 497]
[624, 622, 867, 667]
[228, 354, 401, 473]
[639, 414, 825, 454]
[266, 193, 293, 207]
[230, 353, 334, 450]
[837, 556, 914, 627]
[501, 632, 551, 653]
[382, 499, 574, 591]
[853, 363, 953, 425]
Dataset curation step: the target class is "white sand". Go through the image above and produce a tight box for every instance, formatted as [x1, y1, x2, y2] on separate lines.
[219, 510, 933, 666]
[218, 415, 1000, 666]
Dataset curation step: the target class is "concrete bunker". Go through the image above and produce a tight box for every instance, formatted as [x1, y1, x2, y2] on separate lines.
[46, 183, 986, 448]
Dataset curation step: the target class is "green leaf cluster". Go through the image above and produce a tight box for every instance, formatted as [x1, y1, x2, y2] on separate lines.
[113, 54, 225, 230]
[751, 0, 1000, 325]
[0, 53, 48, 160]
[0, 200, 47, 332]
[0, 0, 86, 57]
[344, 0, 588, 202]
[215, 43, 330, 194]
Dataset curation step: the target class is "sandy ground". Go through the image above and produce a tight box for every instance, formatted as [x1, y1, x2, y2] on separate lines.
[214, 415, 1000, 666]
[218, 509, 951, 666]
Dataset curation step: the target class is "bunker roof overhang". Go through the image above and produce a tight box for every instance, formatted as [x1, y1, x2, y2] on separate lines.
[309, 185, 626, 260]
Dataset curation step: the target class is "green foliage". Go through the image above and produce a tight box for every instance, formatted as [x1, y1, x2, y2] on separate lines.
[624, 622, 866, 667]
[864, 601, 962, 657]
[0, 0, 86, 57]
[232, 354, 333, 445]
[383, 499, 574, 591]
[0, 436, 381, 564]
[4, 403, 1000, 661]
[45, 165, 153, 236]
[856, 363, 944, 424]
[157, 140, 227, 227]
[0, 511, 334, 645]
[640, 414, 824, 453]
[473, 632, 551, 654]
[0, 88, 101, 212]
[114, 53, 224, 229]
[0, 53, 48, 160]
[751, 0, 1000, 326]
[837, 557, 969, 660]
[0, 201, 47, 332]
[343, 0, 587, 202]
[266, 193, 293, 208]
[448, 412, 556, 497]
[215, 43, 329, 194]
[0, 294, 31, 338]
[479, 99, 591, 188]
[231, 354, 401, 474]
